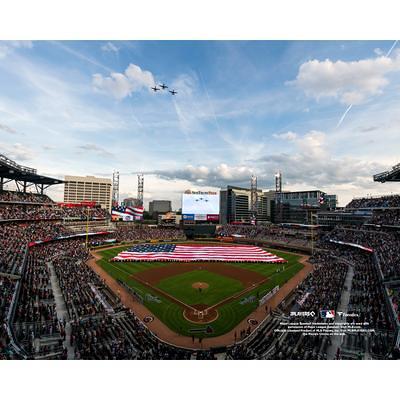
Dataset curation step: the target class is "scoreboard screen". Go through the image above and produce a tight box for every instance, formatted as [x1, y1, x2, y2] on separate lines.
[182, 190, 220, 221]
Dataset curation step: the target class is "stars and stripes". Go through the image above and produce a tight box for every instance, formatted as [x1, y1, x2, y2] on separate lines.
[112, 205, 144, 221]
[112, 244, 286, 263]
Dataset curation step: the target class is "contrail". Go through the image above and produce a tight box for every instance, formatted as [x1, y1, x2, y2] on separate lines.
[198, 70, 222, 134]
[336, 40, 398, 128]
[336, 104, 353, 128]
[172, 98, 190, 138]
[386, 40, 398, 57]
[50, 41, 113, 73]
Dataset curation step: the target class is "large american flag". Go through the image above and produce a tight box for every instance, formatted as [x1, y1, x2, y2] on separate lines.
[112, 243, 286, 263]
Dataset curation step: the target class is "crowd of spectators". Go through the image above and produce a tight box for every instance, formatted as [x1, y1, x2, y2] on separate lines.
[0, 190, 54, 204]
[346, 194, 400, 209]
[12, 249, 62, 356]
[0, 204, 109, 222]
[387, 286, 400, 324]
[70, 312, 195, 360]
[52, 244, 105, 320]
[0, 222, 70, 275]
[370, 209, 400, 226]
[321, 227, 400, 281]
[297, 253, 348, 315]
[0, 277, 16, 359]
[115, 225, 186, 242]
[216, 224, 313, 248]
[346, 251, 394, 358]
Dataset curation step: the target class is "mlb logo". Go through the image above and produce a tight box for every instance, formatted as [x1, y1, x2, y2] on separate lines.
[320, 310, 335, 319]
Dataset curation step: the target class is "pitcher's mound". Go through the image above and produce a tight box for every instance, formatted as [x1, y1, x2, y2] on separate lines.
[192, 282, 209, 290]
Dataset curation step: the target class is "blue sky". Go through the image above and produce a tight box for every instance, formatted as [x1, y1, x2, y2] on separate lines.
[0, 40, 400, 208]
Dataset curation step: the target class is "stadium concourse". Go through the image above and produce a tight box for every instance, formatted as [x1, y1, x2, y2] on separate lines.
[1, 189, 400, 359]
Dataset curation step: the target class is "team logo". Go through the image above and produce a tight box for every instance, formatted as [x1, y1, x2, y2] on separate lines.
[320, 310, 335, 319]
[143, 316, 154, 323]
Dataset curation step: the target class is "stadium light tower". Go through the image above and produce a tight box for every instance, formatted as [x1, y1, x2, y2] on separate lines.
[275, 171, 283, 223]
[137, 173, 144, 207]
[250, 175, 258, 224]
[112, 170, 120, 207]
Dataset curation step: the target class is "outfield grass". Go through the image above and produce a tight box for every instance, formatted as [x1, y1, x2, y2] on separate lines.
[96, 244, 304, 338]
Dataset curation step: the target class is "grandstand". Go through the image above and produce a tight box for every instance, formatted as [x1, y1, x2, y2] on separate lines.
[0, 153, 62, 195]
[373, 162, 400, 183]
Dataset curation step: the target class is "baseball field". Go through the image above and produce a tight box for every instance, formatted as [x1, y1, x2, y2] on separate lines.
[96, 243, 304, 338]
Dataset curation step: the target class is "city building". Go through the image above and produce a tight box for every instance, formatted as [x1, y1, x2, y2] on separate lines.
[279, 190, 337, 208]
[273, 190, 338, 224]
[63, 175, 112, 211]
[261, 190, 276, 220]
[220, 185, 268, 224]
[122, 197, 139, 208]
[149, 200, 172, 218]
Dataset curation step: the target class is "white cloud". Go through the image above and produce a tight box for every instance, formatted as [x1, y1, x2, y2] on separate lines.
[77, 143, 114, 157]
[92, 63, 155, 99]
[101, 42, 119, 53]
[150, 163, 255, 187]
[257, 130, 388, 196]
[295, 130, 326, 158]
[92, 72, 131, 99]
[0, 122, 18, 134]
[0, 40, 33, 59]
[1, 142, 35, 162]
[273, 131, 298, 141]
[291, 52, 400, 105]
[215, 163, 254, 181]
[170, 74, 197, 97]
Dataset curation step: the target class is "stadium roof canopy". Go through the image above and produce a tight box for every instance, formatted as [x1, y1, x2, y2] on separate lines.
[373, 163, 400, 183]
[0, 153, 63, 194]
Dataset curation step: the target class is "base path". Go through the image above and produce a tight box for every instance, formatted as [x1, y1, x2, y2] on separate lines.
[87, 249, 313, 350]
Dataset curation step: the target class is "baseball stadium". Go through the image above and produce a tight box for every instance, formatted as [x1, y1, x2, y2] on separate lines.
[1, 39, 400, 362]
[1, 150, 400, 360]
